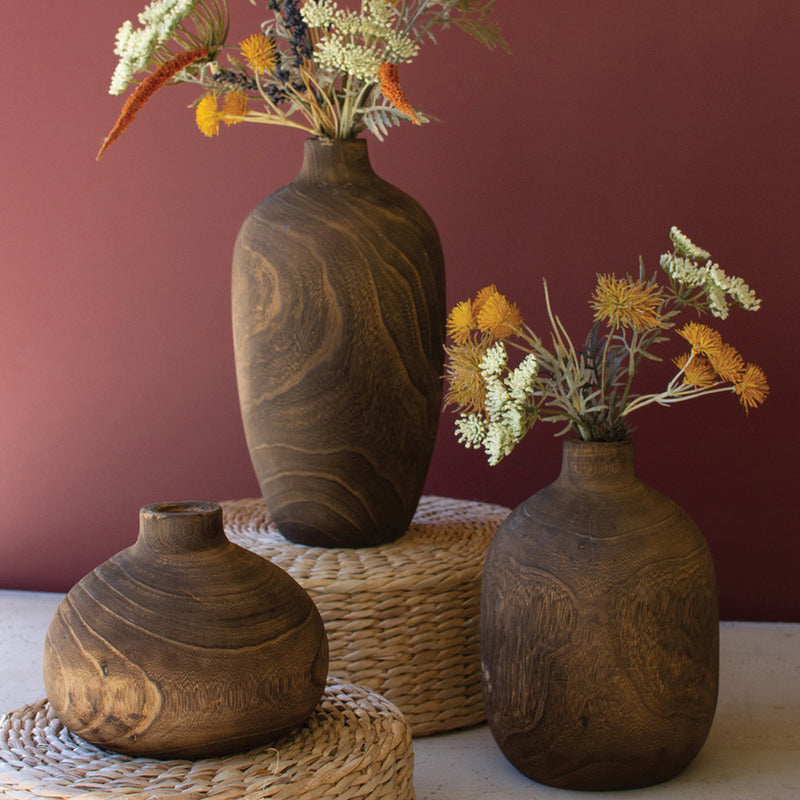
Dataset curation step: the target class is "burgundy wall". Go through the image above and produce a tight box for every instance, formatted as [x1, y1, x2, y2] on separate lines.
[2, 2, 798, 620]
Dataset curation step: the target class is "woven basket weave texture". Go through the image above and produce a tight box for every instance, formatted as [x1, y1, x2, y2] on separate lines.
[0, 680, 413, 800]
[222, 495, 511, 736]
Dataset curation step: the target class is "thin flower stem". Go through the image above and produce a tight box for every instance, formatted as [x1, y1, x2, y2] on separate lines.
[666, 352, 694, 392]
[253, 79, 298, 127]
[599, 330, 614, 408]
[301, 67, 339, 136]
[623, 383, 734, 416]
[619, 330, 639, 410]
[237, 111, 319, 135]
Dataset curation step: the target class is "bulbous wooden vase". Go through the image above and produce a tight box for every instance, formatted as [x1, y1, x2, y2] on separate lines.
[232, 137, 446, 548]
[481, 441, 719, 790]
[43, 502, 328, 759]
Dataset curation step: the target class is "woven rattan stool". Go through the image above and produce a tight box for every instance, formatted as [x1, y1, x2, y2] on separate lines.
[222, 494, 511, 736]
[0, 679, 413, 800]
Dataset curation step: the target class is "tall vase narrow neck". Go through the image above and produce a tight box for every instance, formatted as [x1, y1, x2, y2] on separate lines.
[556, 440, 638, 490]
[296, 137, 376, 186]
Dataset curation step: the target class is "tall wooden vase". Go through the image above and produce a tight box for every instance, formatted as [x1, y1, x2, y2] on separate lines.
[481, 440, 719, 790]
[232, 137, 446, 548]
[43, 502, 328, 759]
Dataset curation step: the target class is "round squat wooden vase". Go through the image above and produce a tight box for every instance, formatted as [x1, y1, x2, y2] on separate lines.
[43, 502, 328, 759]
[481, 441, 719, 791]
[232, 137, 446, 548]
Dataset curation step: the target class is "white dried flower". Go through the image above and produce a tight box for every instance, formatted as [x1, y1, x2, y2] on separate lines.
[365, 0, 394, 25]
[108, 0, 198, 94]
[484, 379, 509, 417]
[506, 353, 538, 401]
[708, 263, 761, 313]
[669, 225, 711, 261]
[310, 0, 418, 80]
[386, 33, 420, 62]
[315, 36, 383, 81]
[462, 342, 539, 464]
[660, 253, 708, 287]
[707, 285, 729, 319]
[138, 0, 194, 26]
[301, 0, 337, 28]
[484, 421, 518, 466]
[661, 234, 761, 318]
[479, 342, 508, 380]
[455, 414, 487, 450]
[114, 20, 135, 56]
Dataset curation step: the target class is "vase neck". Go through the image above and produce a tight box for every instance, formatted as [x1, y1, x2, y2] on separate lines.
[556, 440, 638, 490]
[296, 137, 376, 186]
[136, 502, 226, 554]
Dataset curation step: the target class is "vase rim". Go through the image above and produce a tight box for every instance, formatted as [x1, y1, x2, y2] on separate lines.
[308, 135, 365, 142]
[141, 501, 220, 518]
[563, 438, 633, 448]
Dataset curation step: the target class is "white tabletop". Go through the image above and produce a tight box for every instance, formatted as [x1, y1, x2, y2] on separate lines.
[1, 590, 798, 799]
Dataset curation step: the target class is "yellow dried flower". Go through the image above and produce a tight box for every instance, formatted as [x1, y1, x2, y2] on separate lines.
[473, 285, 499, 317]
[676, 322, 723, 357]
[476, 291, 523, 340]
[446, 300, 476, 345]
[591, 274, 664, 331]
[195, 93, 221, 137]
[240, 34, 277, 73]
[673, 353, 716, 389]
[734, 363, 769, 411]
[444, 341, 490, 414]
[707, 342, 745, 383]
[221, 89, 248, 125]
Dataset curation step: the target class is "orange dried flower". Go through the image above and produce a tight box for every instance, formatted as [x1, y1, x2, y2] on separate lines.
[476, 291, 523, 340]
[221, 89, 248, 125]
[444, 340, 490, 414]
[591, 274, 664, 331]
[196, 93, 222, 137]
[673, 353, 716, 389]
[473, 285, 499, 317]
[447, 300, 476, 345]
[734, 363, 769, 411]
[676, 322, 723, 358]
[240, 34, 277, 73]
[707, 342, 745, 383]
[97, 47, 209, 160]
[378, 62, 420, 124]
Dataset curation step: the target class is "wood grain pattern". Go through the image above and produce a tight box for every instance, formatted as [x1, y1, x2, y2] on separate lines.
[42, 502, 328, 758]
[232, 138, 446, 547]
[481, 441, 719, 791]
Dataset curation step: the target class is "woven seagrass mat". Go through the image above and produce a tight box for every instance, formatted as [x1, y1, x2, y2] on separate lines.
[0, 679, 413, 800]
[222, 495, 511, 736]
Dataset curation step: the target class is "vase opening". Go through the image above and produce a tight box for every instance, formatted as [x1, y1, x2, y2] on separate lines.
[145, 501, 219, 516]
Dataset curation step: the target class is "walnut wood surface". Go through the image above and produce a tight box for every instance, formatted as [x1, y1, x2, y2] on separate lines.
[43, 503, 328, 758]
[481, 441, 719, 790]
[231, 138, 446, 547]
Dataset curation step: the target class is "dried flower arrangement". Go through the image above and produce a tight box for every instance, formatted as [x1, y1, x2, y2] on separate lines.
[98, 0, 507, 158]
[445, 227, 768, 465]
